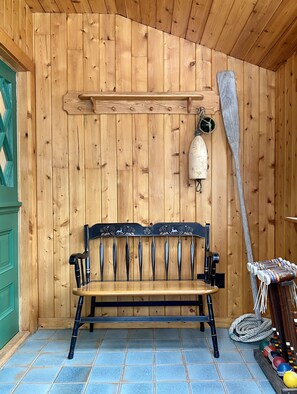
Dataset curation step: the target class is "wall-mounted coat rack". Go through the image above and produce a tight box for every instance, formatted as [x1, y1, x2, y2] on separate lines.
[63, 91, 220, 115]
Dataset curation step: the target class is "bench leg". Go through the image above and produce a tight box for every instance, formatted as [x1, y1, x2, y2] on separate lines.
[206, 294, 219, 358]
[198, 295, 205, 332]
[89, 296, 96, 332]
[68, 296, 84, 359]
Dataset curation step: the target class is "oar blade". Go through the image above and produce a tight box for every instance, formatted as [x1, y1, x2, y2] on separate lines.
[217, 71, 240, 154]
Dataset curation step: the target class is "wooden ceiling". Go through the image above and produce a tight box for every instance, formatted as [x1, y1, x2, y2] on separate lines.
[25, 0, 297, 71]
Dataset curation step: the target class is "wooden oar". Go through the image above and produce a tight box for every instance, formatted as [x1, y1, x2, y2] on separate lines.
[217, 71, 261, 321]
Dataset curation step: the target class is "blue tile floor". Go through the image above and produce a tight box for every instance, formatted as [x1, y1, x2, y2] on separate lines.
[0, 327, 275, 394]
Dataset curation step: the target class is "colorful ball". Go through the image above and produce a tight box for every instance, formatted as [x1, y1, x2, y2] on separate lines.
[263, 345, 276, 358]
[277, 363, 292, 377]
[272, 356, 287, 370]
[268, 351, 280, 362]
[259, 339, 269, 351]
[284, 371, 297, 388]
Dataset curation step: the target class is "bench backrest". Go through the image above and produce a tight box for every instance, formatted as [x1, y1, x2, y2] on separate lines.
[83, 222, 211, 284]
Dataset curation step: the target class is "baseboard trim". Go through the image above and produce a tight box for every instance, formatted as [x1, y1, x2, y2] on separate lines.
[0, 331, 30, 367]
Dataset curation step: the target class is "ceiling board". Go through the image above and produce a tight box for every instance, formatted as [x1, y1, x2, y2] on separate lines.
[25, 0, 297, 70]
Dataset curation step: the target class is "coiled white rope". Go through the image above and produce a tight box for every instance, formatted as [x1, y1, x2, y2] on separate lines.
[229, 313, 273, 342]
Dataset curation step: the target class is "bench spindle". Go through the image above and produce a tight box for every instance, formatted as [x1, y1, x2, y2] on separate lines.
[138, 237, 143, 281]
[177, 237, 182, 280]
[151, 236, 156, 281]
[100, 239, 104, 281]
[113, 237, 117, 281]
[190, 236, 195, 280]
[126, 236, 130, 281]
[165, 237, 169, 280]
[80, 259, 86, 285]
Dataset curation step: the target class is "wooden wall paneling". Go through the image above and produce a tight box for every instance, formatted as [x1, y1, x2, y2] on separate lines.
[19, 0, 27, 54]
[195, 45, 212, 293]
[215, 0, 256, 54]
[12, 0, 19, 47]
[72, 0, 92, 13]
[242, 62, 260, 313]
[163, 33, 180, 315]
[125, 0, 141, 23]
[156, 0, 174, 34]
[131, 21, 149, 316]
[104, 0, 117, 14]
[115, 0, 127, 17]
[291, 54, 297, 260]
[99, 15, 117, 318]
[258, 68, 275, 262]
[139, 0, 156, 29]
[88, 0, 107, 13]
[171, 0, 192, 38]
[147, 26, 165, 316]
[186, 0, 212, 43]
[230, 0, 281, 61]
[260, 19, 297, 71]
[115, 16, 133, 316]
[275, 64, 286, 257]
[201, 0, 234, 49]
[51, 14, 70, 318]
[179, 38, 196, 316]
[284, 57, 293, 261]
[226, 57, 244, 321]
[245, 1, 297, 66]
[54, 0, 75, 13]
[25, 4, 33, 59]
[4, 0, 13, 37]
[34, 14, 54, 318]
[67, 14, 86, 318]
[210, 50, 228, 320]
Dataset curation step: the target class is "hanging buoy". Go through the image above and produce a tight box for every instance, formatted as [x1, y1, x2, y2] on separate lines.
[189, 135, 208, 193]
[189, 107, 215, 193]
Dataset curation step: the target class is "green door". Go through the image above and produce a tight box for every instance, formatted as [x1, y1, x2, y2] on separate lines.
[0, 59, 20, 349]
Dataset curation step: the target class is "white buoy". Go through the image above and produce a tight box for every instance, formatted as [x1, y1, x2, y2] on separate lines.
[189, 135, 208, 192]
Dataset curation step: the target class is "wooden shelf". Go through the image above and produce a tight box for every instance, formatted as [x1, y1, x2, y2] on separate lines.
[63, 90, 220, 115]
[285, 217, 297, 224]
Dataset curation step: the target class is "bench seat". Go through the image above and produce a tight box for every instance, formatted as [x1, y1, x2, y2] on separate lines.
[73, 280, 219, 297]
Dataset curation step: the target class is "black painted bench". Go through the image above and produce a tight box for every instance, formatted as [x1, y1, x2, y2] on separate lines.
[68, 222, 220, 359]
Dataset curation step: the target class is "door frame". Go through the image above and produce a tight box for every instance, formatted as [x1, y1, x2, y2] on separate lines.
[0, 28, 38, 340]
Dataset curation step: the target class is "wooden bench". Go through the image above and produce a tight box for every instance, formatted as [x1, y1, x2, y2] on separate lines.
[68, 222, 220, 359]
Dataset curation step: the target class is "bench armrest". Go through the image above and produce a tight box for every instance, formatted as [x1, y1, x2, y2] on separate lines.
[205, 251, 220, 286]
[69, 251, 89, 288]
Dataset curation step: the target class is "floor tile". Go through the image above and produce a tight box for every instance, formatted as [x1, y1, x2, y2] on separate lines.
[155, 340, 181, 351]
[49, 383, 85, 393]
[95, 351, 126, 365]
[100, 340, 127, 352]
[129, 329, 154, 340]
[155, 351, 182, 365]
[156, 364, 187, 381]
[13, 383, 51, 393]
[4, 352, 37, 367]
[33, 353, 65, 367]
[191, 381, 225, 394]
[64, 351, 97, 366]
[184, 349, 213, 364]
[240, 349, 256, 363]
[18, 341, 46, 353]
[156, 381, 190, 394]
[123, 365, 153, 382]
[42, 341, 70, 353]
[215, 350, 244, 363]
[127, 340, 154, 351]
[120, 382, 154, 394]
[89, 366, 123, 383]
[55, 366, 91, 383]
[21, 367, 60, 383]
[85, 383, 118, 394]
[257, 380, 275, 394]
[0, 367, 27, 383]
[126, 351, 154, 365]
[30, 330, 56, 340]
[187, 364, 219, 381]
[79, 329, 106, 340]
[182, 339, 209, 350]
[0, 383, 15, 393]
[224, 380, 262, 394]
[50, 330, 72, 340]
[217, 363, 252, 380]
[105, 329, 129, 340]
[155, 329, 179, 340]
[246, 362, 268, 380]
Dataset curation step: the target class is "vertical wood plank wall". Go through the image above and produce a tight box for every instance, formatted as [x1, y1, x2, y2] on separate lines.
[0, 1, 37, 332]
[34, 13, 276, 328]
[275, 52, 297, 262]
